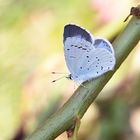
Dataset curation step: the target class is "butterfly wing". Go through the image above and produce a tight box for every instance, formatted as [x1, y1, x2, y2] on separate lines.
[63, 24, 95, 77]
[69, 38, 115, 83]
[94, 38, 115, 55]
[63, 24, 116, 84]
[75, 47, 115, 83]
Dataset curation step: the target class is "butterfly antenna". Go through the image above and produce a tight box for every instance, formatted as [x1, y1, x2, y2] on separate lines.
[52, 72, 69, 75]
[51, 76, 66, 83]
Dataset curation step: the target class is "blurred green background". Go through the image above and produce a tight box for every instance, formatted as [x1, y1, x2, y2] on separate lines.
[0, 0, 140, 140]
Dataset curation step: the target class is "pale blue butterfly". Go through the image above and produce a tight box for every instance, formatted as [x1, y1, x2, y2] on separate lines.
[63, 24, 116, 84]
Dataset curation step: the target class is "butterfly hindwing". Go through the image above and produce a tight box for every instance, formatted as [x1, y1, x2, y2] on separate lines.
[75, 48, 115, 83]
[94, 38, 115, 54]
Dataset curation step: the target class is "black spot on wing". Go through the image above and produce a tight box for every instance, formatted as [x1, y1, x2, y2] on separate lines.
[70, 56, 76, 58]
[82, 48, 87, 50]
[63, 24, 92, 43]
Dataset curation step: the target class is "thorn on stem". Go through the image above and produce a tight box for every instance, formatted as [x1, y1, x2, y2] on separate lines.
[66, 116, 81, 139]
[124, 6, 140, 22]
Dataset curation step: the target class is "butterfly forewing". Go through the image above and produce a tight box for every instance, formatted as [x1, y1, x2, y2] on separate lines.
[63, 24, 94, 76]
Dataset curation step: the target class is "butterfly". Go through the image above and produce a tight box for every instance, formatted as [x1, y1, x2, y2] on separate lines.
[63, 24, 116, 84]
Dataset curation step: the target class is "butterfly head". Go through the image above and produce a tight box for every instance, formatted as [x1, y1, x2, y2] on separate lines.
[66, 74, 84, 84]
[66, 74, 72, 80]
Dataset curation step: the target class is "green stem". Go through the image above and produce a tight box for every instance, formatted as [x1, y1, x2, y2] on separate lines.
[26, 16, 140, 140]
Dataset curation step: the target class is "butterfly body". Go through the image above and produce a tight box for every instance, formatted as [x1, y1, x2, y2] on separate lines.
[63, 24, 116, 84]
